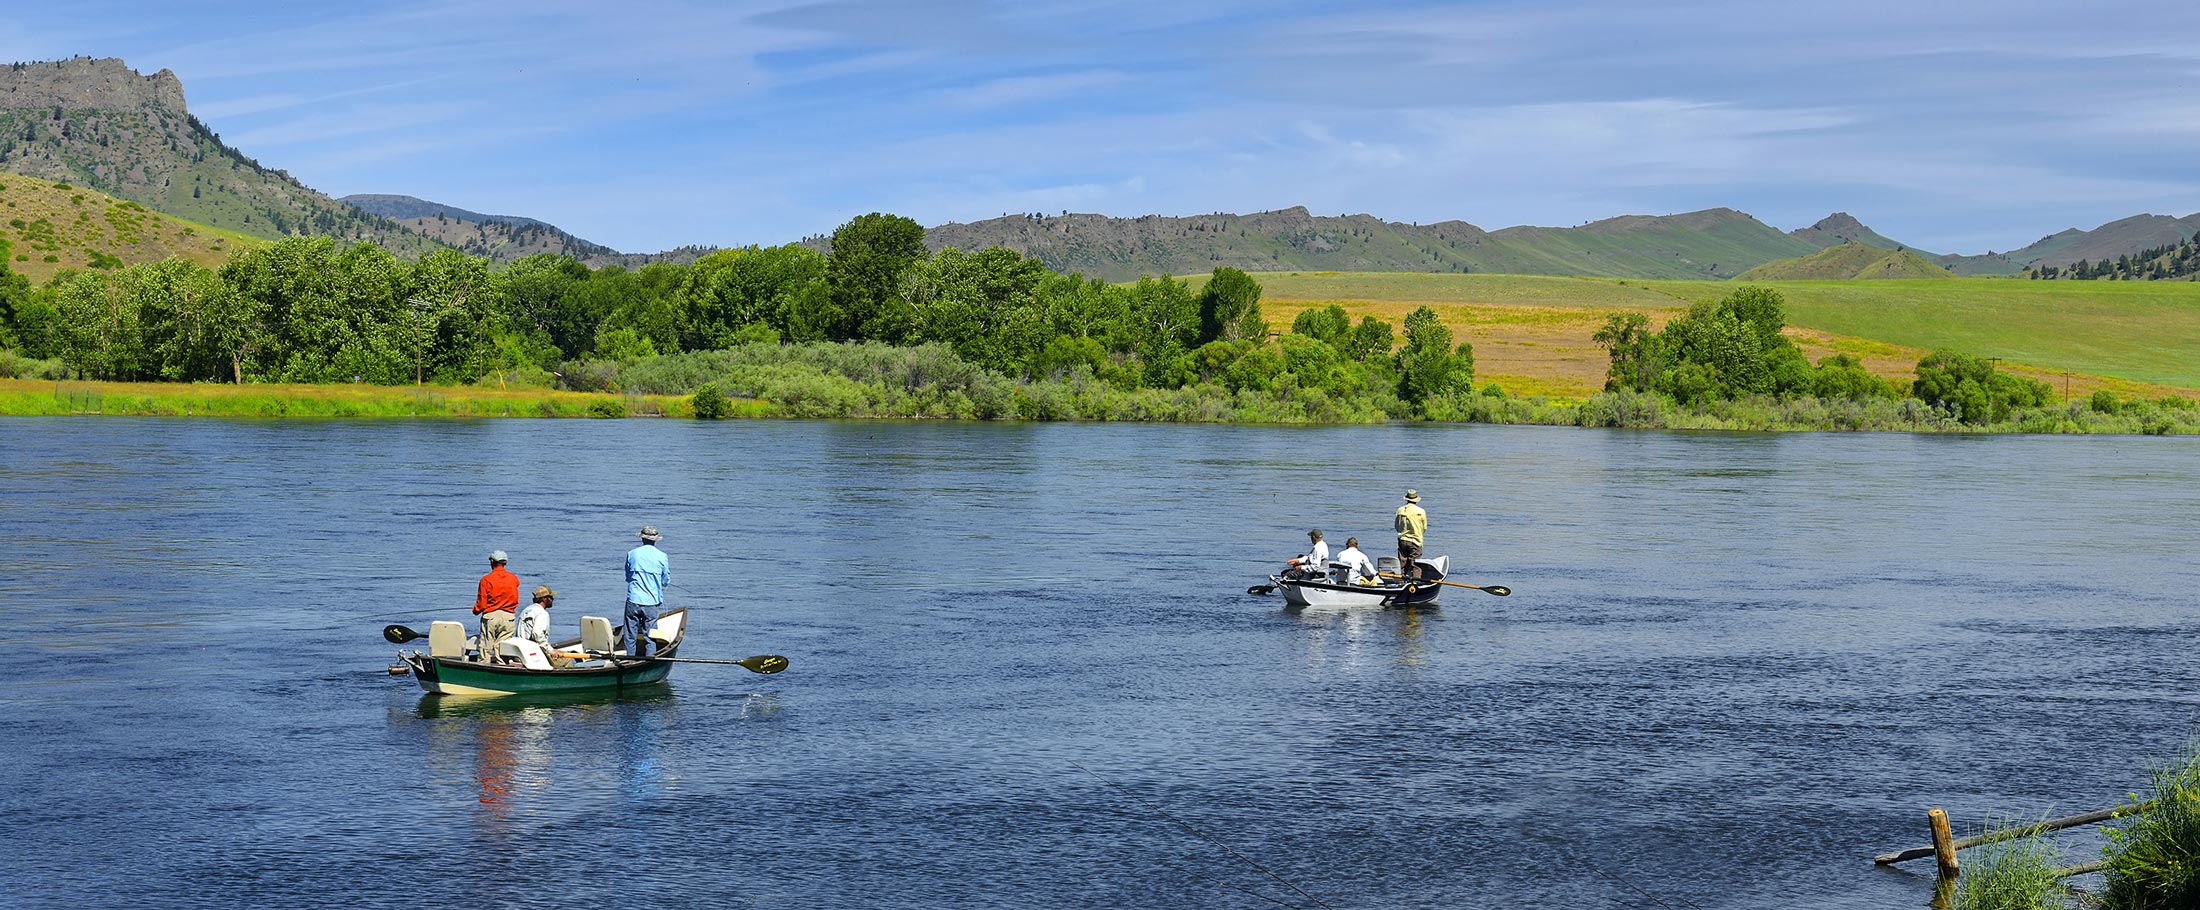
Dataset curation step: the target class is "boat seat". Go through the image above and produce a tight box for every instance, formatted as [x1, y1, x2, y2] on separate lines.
[648, 611, 684, 646]
[1376, 556, 1402, 577]
[498, 638, 555, 670]
[580, 616, 615, 654]
[428, 621, 467, 659]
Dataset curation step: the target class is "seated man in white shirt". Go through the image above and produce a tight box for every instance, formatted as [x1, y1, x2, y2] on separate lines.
[515, 585, 574, 668]
[1332, 537, 1379, 585]
[1283, 529, 1329, 579]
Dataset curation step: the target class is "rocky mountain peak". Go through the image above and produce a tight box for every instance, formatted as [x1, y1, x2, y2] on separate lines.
[1808, 212, 1868, 233]
[0, 56, 187, 115]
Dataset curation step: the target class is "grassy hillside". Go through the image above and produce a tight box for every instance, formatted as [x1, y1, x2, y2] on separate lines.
[1236, 271, 2200, 399]
[0, 170, 254, 282]
[1462, 208, 1820, 279]
[928, 206, 1821, 282]
[2013, 214, 2200, 267]
[1736, 242, 1954, 280]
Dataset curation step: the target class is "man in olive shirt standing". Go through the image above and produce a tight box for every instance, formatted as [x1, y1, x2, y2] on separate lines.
[1394, 490, 1427, 580]
[473, 550, 519, 662]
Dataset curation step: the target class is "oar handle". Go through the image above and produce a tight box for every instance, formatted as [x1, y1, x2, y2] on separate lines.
[1379, 573, 1511, 596]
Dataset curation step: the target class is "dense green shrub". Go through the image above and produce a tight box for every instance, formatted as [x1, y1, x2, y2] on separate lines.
[1290, 304, 1351, 346]
[1811, 353, 1896, 400]
[586, 399, 625, 418]
[1595, 287, 1812, 403]
[688, 383, 728, 419]
[2102, 743, 2200, 909]
[1915, 349, 2055, 423]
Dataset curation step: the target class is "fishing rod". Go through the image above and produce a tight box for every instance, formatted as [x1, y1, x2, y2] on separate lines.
[1572, 851, 1705, 910]
[1068, 759, 1335, 910]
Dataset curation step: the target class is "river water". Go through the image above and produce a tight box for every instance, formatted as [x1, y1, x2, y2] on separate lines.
[4, 419, 2197, 909]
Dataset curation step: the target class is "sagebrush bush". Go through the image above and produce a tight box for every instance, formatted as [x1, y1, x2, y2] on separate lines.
[2102, 743, 2200, 909]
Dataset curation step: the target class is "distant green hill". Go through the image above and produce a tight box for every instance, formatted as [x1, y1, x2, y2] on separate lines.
[2006, 213, 2200, 267]
[0, 169, 255, 282]
[1788, 212, 1922, 253]
[1736, 242, 1955, 280]
[924, 206, 1821, 281]
[339, 193, 713, 268]
[0, 57, 439, 257]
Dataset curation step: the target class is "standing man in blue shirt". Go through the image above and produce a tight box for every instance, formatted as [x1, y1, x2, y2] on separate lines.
[624, 525, 669, 658]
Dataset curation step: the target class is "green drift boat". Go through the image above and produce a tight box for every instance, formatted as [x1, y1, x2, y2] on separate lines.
[398, 608, 689, 697]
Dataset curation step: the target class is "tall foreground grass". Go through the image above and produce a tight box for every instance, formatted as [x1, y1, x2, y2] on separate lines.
[2102, 744, 2200, 909]
[1955, 823, 2070, 910]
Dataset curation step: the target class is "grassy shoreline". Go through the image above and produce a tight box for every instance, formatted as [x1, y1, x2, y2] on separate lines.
[6, 376, 2196, 434]
[0, 377, 728, 419]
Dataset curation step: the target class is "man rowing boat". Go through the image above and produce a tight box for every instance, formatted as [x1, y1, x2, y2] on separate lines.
[1282, 529, 1329, 580]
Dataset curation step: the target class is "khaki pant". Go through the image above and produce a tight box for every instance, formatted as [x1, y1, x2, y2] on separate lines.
[477, 611, 515, 662]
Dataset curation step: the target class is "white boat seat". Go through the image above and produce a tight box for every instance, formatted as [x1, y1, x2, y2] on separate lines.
[1376, 556, 1402, 576]
[498, 638, 554, 670]
[648, 611, 684, 646]
[428, 621, 467, 659]
[579, 616, 614, 654]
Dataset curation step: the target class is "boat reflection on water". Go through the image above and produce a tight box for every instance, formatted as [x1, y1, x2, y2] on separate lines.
[1285, 601, 1429, 670]
[412, 686, 679, 720]
[409, 687, 684, 837]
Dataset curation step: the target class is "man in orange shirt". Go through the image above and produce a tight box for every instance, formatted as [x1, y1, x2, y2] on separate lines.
[473, 550, 520, 662]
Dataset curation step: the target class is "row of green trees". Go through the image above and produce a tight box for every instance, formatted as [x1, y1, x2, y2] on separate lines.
[1592, 286, 2052, 424]
[0, 212, 1482, 415]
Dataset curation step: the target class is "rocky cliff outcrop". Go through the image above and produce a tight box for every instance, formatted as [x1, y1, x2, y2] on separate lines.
[0, 57, 437, 255]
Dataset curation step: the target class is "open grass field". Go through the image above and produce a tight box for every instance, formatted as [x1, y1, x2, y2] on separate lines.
[0, 172, 258, 283]
[1245, 272, 2200, 400]
[0, 378, 744, 419]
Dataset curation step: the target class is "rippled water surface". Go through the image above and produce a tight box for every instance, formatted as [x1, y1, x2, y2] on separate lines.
[5, 419, 2199, 909]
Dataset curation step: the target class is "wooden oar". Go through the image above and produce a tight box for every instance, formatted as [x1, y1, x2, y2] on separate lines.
[1379, 573, 1511, 596]
[588, 651, 789, 674]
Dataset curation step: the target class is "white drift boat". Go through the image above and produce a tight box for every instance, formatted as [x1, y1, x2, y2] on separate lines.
[1269, 556, 1450, 608]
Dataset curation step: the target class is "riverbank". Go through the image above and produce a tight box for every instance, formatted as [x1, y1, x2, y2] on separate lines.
[0, 377, 729, 419]
[8, 374, 2198, 433]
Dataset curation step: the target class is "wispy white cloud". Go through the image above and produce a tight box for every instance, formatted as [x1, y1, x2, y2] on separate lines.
[929, 70, 1132, 112]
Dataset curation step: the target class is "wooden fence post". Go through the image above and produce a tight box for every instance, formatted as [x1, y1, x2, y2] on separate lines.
[1929, 807, 1960, 879]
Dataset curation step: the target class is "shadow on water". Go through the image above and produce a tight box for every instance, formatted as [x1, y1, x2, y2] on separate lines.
[409, 685, 679, 719]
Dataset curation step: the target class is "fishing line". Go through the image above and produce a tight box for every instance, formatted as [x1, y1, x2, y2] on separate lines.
[1573, 852, 1704, 910]
[1069, 758, 1336, 910]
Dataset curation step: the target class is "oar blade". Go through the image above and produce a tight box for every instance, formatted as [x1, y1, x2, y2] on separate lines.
[1248, 585, 1277, 595]
[737, 655, 790, 674]
[1482, 585, 1511, 597]
[382, 624, 423, 644]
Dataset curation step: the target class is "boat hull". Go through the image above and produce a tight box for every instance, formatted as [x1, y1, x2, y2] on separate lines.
[405, 651, 678, 696]
[1271, 556, 1449, 609]
[402, 608, 687, 696]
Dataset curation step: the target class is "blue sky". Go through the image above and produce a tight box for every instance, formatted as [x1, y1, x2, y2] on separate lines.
[5, 0, 2197, 255]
